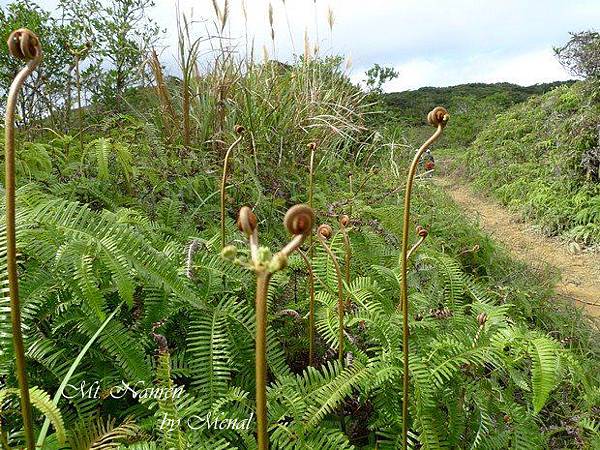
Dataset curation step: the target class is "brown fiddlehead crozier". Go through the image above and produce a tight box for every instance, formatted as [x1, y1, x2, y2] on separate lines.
[235, 204, 314, 450]
[406, 225, 428, 260]
[5, 28, 42, 450]
[399, 107, 449, 450]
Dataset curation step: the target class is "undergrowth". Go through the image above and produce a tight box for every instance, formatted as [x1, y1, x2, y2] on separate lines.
[456, 81, 600, 245]
[0, 7, 599, 449]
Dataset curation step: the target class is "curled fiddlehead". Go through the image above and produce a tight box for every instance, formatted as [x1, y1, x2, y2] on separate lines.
[399, 107, 449, 449]
[4, 28, 43, 450]
[236, 205, 259, 263]
[472, 313, 488, 348]
[427, 106, 450, 127]
[231, 204, 314, 450]
[237, 205, 258, 235]
[406, 225, 428, 260]
[8, 28, 41, 61]
[279, 204, 314, 258]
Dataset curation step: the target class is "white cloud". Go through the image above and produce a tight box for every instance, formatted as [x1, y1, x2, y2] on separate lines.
[379, 49, 573, 92]
[477, 49, 571, 85]
[8, 0, 600, 91]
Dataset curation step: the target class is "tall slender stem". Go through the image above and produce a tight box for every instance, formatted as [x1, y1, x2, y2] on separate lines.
[4, 28, 42, 450]
[220, 128, 244, 248]
[339, 216, 351, 306]
[307, 143, 316, 258]
[255, 271, 271, 450]
[75, 56, 83, 154]
[237, 205, 313, 450]
[299, 250, 315, 366]
[317, 228, 345, 366]
[400, 107, 448, 449]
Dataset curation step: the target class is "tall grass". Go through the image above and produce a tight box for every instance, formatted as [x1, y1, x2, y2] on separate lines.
[147, 4, 377, 181]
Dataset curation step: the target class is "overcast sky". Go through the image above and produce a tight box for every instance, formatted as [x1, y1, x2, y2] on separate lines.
[6, 0, 600, 91]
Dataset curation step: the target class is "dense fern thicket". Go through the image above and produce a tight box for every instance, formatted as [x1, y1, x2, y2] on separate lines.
[1, 32, 599, 450]
[2, 145, 600, 448]
[457, 81, 600, 244]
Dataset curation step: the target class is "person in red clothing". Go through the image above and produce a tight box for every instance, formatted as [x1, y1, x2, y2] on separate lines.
[419, 148, 435, 173]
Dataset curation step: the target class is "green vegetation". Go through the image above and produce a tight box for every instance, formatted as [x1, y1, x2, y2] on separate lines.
[1, 2, 599, 449]
[458, 81, 600, 244]
[384, 82, 573, 147]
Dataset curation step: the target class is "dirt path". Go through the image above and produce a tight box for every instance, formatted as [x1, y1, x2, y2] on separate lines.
[435, 176, 600, 317]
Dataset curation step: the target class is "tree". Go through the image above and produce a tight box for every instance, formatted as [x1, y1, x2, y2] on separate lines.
[0, 1, 71, 128]
[554, 31, 600, 80]
[59, 0, 162, 108]
[364, 63, 399, 93]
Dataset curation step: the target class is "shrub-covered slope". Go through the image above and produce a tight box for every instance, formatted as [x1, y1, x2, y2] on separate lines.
[461, 81, 600, 244]
[385, 82, 571, 122]
[384, 82, 573, 147]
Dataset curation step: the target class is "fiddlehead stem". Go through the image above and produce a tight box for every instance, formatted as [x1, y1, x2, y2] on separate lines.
[298, 250, 316, 366]
[339, 215, 351, 306]
[400, 106, 449, 450]
[5, 28, 42, 450]
[254, 269, 270, 450]
[221, 125, 245, 248]
[307, 142, 317, 257]
[236, 204, 313, 450]
[236, 205, 268, 450]
[316, 224, 345, 366]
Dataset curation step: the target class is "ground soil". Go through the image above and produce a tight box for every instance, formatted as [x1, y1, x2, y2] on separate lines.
[435, 176, 600, 317]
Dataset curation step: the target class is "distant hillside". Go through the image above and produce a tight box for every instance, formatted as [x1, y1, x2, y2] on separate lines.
[385, 81, 574, 121]
[383, 81, 576, 147]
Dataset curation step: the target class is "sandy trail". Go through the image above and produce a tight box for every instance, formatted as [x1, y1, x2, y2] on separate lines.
[435, 176, 600, 317]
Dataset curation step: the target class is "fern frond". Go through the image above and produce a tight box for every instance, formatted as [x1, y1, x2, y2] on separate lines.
[529, 336, 560, 414]
[68, 416, 140, 450]
[188, 301, 232, 404]
[0, 386, 67, 445]
[89, 138, 111, 180]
